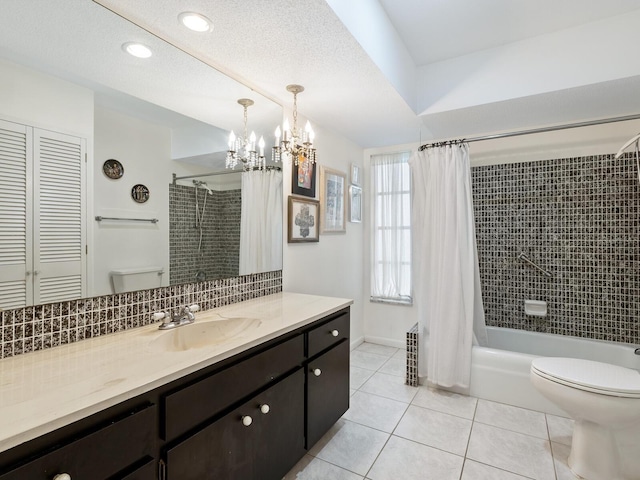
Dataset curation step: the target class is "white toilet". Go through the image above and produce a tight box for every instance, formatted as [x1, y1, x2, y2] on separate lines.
[531, 357, 640, 480]
[110, 266, 164, 293]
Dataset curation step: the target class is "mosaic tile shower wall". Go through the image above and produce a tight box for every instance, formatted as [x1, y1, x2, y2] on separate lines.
[169, 184, 241, 284]
[0, 271, 282, 359]
[471, 154, 640, 345]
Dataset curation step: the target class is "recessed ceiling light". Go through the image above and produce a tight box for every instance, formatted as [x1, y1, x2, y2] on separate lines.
[122, 42, 152, 59]
[178, 12, 213, 32]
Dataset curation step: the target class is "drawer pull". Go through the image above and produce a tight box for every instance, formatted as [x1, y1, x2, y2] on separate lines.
[260, 404, 270, 414]
[53, 475, 72, 480]
[331, 329, 339, 337]
[313, 368, 322, 377]
[242, 415, 253, 427]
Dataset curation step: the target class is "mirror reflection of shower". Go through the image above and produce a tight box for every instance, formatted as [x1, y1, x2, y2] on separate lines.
[193, 180, 212, 282]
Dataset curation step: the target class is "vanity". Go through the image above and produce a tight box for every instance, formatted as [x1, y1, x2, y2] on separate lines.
[0, 293, 352, 480]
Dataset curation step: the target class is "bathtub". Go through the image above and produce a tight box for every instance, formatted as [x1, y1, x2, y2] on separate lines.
[466, 326, 640, 415]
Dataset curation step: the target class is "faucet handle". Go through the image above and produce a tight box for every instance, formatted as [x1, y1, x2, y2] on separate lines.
[152, 311, 168, 322]
[187, 304, 200, 313]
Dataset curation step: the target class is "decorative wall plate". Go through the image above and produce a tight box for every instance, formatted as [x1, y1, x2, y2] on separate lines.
[131, 184, 150, 203]
[102, 159, 124, 179]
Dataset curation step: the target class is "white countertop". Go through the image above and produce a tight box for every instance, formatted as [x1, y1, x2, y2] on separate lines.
[0, 292, 352, 453]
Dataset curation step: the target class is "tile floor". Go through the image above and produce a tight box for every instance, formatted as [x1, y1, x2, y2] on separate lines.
[284, 342, 577, 480]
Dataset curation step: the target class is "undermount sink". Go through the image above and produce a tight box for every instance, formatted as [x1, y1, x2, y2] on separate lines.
[149, 317, 262, 352]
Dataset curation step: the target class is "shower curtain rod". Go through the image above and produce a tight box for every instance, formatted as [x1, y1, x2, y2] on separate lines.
[418, 113, 640, 151]
[172, 166, 282, 185]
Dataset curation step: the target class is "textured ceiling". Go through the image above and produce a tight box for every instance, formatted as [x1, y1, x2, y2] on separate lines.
[4, 0, 640, 150]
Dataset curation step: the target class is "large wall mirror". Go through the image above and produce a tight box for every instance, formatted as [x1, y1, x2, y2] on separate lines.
[0, 0, 283, 309]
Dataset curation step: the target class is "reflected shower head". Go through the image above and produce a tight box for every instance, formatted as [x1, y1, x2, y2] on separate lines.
[193, 180, 213, 194]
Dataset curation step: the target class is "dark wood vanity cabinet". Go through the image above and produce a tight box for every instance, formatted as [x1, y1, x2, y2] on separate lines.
[0, 307, 350, 480]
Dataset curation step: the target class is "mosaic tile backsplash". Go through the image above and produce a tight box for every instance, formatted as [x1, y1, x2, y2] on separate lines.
[0, 271, 282, 359]
[472, 153, 640, 345]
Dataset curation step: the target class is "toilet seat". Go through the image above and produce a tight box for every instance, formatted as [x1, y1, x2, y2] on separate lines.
[531, 357, 640, 398]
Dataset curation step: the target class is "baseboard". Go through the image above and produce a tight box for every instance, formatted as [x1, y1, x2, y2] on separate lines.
[350, 336, 364, 350]
[363, 335, 406, 350]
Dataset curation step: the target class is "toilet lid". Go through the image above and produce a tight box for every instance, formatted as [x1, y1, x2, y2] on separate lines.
[531, 357, 640, 398]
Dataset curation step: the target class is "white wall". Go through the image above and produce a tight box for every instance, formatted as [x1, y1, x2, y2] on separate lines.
[93, 106, 170, 295]
[0, 58, 94, 137]
[282, 115, 365, 346]
[363, 119, 640, 346]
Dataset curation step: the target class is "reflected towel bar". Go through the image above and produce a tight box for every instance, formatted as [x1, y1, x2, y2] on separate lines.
[517, 252, 553, 278]
[95, 216, 159, 223]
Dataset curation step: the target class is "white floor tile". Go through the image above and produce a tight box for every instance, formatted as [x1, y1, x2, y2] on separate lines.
[360, 372, 419, 403]
[546, 414, 573, 446]
[351, 351, 389, 371]
[391, 349, 407, 360]
[283, 455, 364, 480]
[394, 405, 472, 456]
[550, 441, 575, 480]
[411, 386, 477, 420]
[342, 391, 408, 433]
[378, 357, 405, 377]
[467, 423, 555, 480]
[350, 388, 357, 397]
[308, 419, 389, 476]
[461, 459, 534, 480]
[475, 400, 548, 439]
[356, 343, 398, 358]
[350, 366, 375, 389]
[367, 435, 463, 480]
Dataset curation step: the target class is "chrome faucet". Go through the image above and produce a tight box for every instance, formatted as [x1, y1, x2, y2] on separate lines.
[155, 304, 200, 330]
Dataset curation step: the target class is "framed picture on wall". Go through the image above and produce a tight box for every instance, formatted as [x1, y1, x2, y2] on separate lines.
[291, 156, 316, 198]
[350, 163, 362, 187]
[349, 185, 362, 223]
[288, 196, 320, 243]
[320, 166, 347, 234]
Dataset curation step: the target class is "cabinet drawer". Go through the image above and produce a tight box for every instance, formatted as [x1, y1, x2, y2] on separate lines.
[308, 311, 349, 359]
[0, 404, 156, 480]
[164, 334, 304, 441]
[118, 457, 155, 480]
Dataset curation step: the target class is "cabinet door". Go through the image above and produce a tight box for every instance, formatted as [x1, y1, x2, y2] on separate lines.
[306, 339, 350, 449]
[166, 368, 304, 480]
[255, 368, 305, 480]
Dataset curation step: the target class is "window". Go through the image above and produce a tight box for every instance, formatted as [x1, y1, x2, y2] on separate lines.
[370, 151, 412, 304]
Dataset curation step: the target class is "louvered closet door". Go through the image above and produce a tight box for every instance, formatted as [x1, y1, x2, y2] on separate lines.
[33, 129, 86, 304]
[0, 120, 33, 309]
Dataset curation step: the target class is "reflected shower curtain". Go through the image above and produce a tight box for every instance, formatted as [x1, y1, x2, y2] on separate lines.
[409, 143, 487, 389]
[239, 170, 283, 275]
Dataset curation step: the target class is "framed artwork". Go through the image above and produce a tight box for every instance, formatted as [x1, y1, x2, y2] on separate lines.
[350, 163, 362, 187]
[320, 166, 346, 234]
[349, 185, 362, 223]
[288, 196, 320, 243]
[291, 156, 316, 198]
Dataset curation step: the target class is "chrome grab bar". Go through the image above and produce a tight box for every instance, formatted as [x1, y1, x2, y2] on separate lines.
[517, 252, 553, 278]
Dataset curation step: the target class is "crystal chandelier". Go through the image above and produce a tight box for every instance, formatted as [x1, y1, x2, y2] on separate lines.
[272, 85, 316, 166]
[226, 98, 266, 170]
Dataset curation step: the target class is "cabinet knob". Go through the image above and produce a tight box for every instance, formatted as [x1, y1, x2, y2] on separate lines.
[260, 404, 270, 414]
[313, 368, 322, 377]
[53, 474, 72, 480]
[33, 270, 40, 276]
[242, 415, 253, 427]
[331, 329, 339, 337]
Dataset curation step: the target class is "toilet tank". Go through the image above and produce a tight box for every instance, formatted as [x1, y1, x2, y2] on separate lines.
[110, 266, 164, 293]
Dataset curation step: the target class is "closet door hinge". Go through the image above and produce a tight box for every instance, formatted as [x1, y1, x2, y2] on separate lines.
[85, 245, 88, 255]
[84, 152, 87, 163]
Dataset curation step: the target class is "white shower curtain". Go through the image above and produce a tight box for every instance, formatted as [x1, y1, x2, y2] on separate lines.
[239, 170, 283, 275]
[410, 143, 487, 389]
